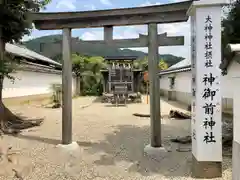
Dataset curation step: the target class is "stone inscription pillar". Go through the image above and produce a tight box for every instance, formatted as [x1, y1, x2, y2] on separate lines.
[188, 0, 227, 178]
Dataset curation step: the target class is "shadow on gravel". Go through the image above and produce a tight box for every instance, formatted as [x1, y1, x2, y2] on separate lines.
[11, 119, 232, 178]
[12, 134, 97, 148]
[84, 124, 231, 178]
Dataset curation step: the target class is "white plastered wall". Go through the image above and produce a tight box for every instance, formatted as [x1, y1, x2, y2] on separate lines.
[2, 70, 76, 98]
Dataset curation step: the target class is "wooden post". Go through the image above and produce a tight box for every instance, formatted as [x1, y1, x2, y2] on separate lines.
[148, 23, 161, 148]
[62, 28, 72, 145]
[104, 26, 113, 43]
[75, 76, 81, 96]
[143, 71, 149, 104]
[146, 82, 149, 104]
[131, 66, 134, 93]
[108, 64, 112, 93]
[102, 75, 106, 93]
[120, 65, 123, 82]
[104, 26, 113, 93]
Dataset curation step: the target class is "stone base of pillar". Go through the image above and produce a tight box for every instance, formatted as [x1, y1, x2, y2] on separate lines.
[233, 141, 240, 180]
[144, 144, 167, 159]
[191, 154, 222, 179]
[56, 141, 80, 152]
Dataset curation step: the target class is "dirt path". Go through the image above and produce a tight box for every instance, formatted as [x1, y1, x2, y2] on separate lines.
[0, 97, 232, 180]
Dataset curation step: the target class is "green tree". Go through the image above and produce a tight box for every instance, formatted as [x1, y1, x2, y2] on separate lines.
[72, 53, 89, 77]
[82, 56, 106, 96]
[222, 0, 240, 47]
[133, 57, 168, 93]
[88, 56, 107, 74]
[133, 56, 148, 71]
[0, 0, 52, 133]
[220, 0, 240, 75]
[72, 54, 89, 95]
[158, 59, 168, 70]
[72, 54, 106, 96]
[134, 57, 168, 71]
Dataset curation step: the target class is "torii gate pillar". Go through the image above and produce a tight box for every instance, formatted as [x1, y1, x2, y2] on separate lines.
[62, 28, 73, 145]
[143, 23, 167, 155]
[148, 23, 161, 148]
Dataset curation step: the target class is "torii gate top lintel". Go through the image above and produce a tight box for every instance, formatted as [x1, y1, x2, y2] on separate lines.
[31, 0, 193, 30]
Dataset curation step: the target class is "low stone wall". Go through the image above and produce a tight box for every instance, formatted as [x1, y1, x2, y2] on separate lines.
[175, 91, 191, 105]
[160, 89, 233, 114]
[222, 98, 233, 112]
[3, 93, 52, 106]
[160, 89, 168, 97]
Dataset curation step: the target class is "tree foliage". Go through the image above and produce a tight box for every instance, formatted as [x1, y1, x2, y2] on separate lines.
[0, 0, 50, 43]
[133, 56, 169, 71]
[72, 54, 89, 77]
[133, 56, 148, 71]
[133, 57, 168, 93]
[222, 0, 240, 46]
[72, 54, 107, 96]
[158, 59, 168, 70]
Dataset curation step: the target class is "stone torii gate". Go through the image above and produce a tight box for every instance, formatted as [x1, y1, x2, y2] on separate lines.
[30, 0, 229, 178]
[30, 1, 192, 150]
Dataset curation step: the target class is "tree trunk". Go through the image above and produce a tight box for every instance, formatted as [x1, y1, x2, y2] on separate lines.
[0, 38, 19, 133]
[0, 30, 6, 132]
[0, 30, 4, 101]
[75, 76, 81, 96]
[0, 31, 43, 134]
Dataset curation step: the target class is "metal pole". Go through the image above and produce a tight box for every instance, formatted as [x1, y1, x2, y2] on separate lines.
[62, 28, 72, 145]
[148, 23, 161, 147]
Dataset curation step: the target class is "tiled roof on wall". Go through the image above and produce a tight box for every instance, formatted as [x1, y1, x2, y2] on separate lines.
[159, 43, 240, 76]
[5, 43, 61, 67]
[159, 65, 191, 76]
[168, 58, 191, 70]
[159, 58, 191, 75]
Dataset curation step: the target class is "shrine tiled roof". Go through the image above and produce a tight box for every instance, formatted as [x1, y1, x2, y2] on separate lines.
[104, 56, 139, 61]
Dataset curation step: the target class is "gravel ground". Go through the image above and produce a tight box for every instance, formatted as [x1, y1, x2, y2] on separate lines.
[0, 96, 232, 180]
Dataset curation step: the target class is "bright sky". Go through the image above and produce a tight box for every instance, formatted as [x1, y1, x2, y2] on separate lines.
[23, 0, 191, 59]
